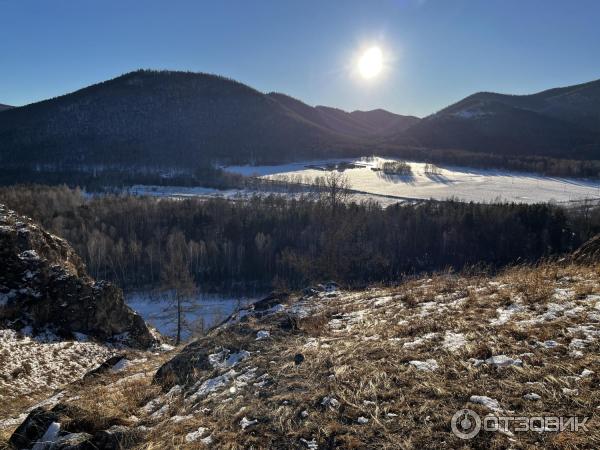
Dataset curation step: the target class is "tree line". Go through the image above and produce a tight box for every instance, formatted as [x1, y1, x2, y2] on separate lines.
[1, 184, 598, 292]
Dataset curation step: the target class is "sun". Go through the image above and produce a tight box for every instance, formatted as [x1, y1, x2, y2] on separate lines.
[358, 46, 383, 79]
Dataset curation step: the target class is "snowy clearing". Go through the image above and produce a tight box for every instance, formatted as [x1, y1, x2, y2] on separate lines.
[226, 156, 600, 204]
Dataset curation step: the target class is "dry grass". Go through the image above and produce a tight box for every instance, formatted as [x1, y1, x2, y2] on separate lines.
[2, 262, 599, 449]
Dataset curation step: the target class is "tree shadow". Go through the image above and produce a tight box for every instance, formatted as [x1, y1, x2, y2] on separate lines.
[424, 172, 454, 185]
[376, 171, 416, 185]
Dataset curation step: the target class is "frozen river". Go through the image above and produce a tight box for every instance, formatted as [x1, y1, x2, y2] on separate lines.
[126, 291, 259, 340]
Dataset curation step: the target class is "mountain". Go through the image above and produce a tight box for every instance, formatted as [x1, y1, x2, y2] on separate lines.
[399, 79, 600, 159]
[268, 92, 419, 138]
[0, 104, 13, 112]
[2, 71, 600, 175]
[349, 108, 420, 134]
[0, 70, 361, 169]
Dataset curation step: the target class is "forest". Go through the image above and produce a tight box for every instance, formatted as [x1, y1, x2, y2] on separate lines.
[1, 184, 599, 293]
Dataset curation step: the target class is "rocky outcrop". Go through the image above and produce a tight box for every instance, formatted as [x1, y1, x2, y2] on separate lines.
[0, 204, 155, 348]
[9, 403, 143, 450]
[572, 234, 600, 263]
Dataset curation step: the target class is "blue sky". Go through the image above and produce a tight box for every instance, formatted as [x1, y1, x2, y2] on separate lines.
[1, 0, 599, 117]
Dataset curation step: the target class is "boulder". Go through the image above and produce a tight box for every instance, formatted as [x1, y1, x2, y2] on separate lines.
[83, 355, 126, 379]
[8, 407, 60, 449]
[572, 233, 600, 263]
[153, 340, 213, 389]
[48, 432, 93, 449]
[0, 205, 155, 348]
[8, 403, 141, 450]
[252, 291, 289, 311]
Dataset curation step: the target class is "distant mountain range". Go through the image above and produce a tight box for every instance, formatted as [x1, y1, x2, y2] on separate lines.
[0, 103, 13, 112]
[401, 79, 600, 159]
[267, 92, 419, 138]
[0, 70, 599, 171]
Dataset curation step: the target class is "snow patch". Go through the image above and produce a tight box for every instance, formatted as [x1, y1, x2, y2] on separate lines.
[185, 427, 208, 443]
[409, 359, 439, 372]
[470, 395, 502, 412]
[442, 332, 466, 352]
[256, 330, 270, 340]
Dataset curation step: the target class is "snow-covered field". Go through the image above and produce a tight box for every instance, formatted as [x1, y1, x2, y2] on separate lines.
[226, 157, 600, 204]
[126, 292, 259, 340]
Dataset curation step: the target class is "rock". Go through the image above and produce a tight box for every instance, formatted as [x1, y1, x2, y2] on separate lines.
[49, 432, 93, 449]
[572, 234, 600, 263]
[252, 292, 289, 311]
[302, 287, 319, 298]
[256, 330, 270, 340]
[485, 355, 522, 368]
[153, 340, 214, 389]
[294, 353, 305, 365]
[240, 417, 258, 430]
[318, 281, 339, 293]
[185, 426, 208, 443]
[8, 407, 60, 449]
[540, 340, 559, 349]
[300, 437, 318, 449]
[321, 396, 340, 408]
[469, 395, 502, 412]
[0, 205, 156, 348]
[523, 393, 541, 401]
[83, 355, 127, 379]
[303, 281, 340, 297]
[408, 359, 439, 371]
[33, 421, 61, 449]
[89, 425, 145, 450]
[357, 416, 369, 424]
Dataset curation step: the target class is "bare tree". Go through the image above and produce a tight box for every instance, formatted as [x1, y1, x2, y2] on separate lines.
[315, 171, 352, 210]
[160, 230, 195, 345]
[424, 163, 441, 175]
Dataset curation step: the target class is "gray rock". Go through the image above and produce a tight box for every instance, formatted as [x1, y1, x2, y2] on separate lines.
[49, 432, 93, 450]
[0, 205, 156, 348]
[8, 407, 60, 449]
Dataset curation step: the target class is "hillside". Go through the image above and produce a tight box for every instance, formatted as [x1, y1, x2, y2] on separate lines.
[0, 204, 170, 446]
[2, 257, 599, 448]
[0, 104, 12, 112]
[399, 79, 600, 160]
[0, 70, 359, 169]
[268, 92, 419, 138]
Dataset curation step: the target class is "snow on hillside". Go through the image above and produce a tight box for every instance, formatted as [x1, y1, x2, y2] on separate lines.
[0, 329, 114, 402]
[10, 261, 597, 448]
[226, 157, 600, 204]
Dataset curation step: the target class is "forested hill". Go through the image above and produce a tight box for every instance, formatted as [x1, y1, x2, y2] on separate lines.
[398, 78, 600, 159]
[2, 71, 600, 177]
[0, 70, 363, 169]
[267, 92, 420, 138]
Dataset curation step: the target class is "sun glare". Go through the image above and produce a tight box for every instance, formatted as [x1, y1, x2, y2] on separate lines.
[358, 46, 383, 79]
